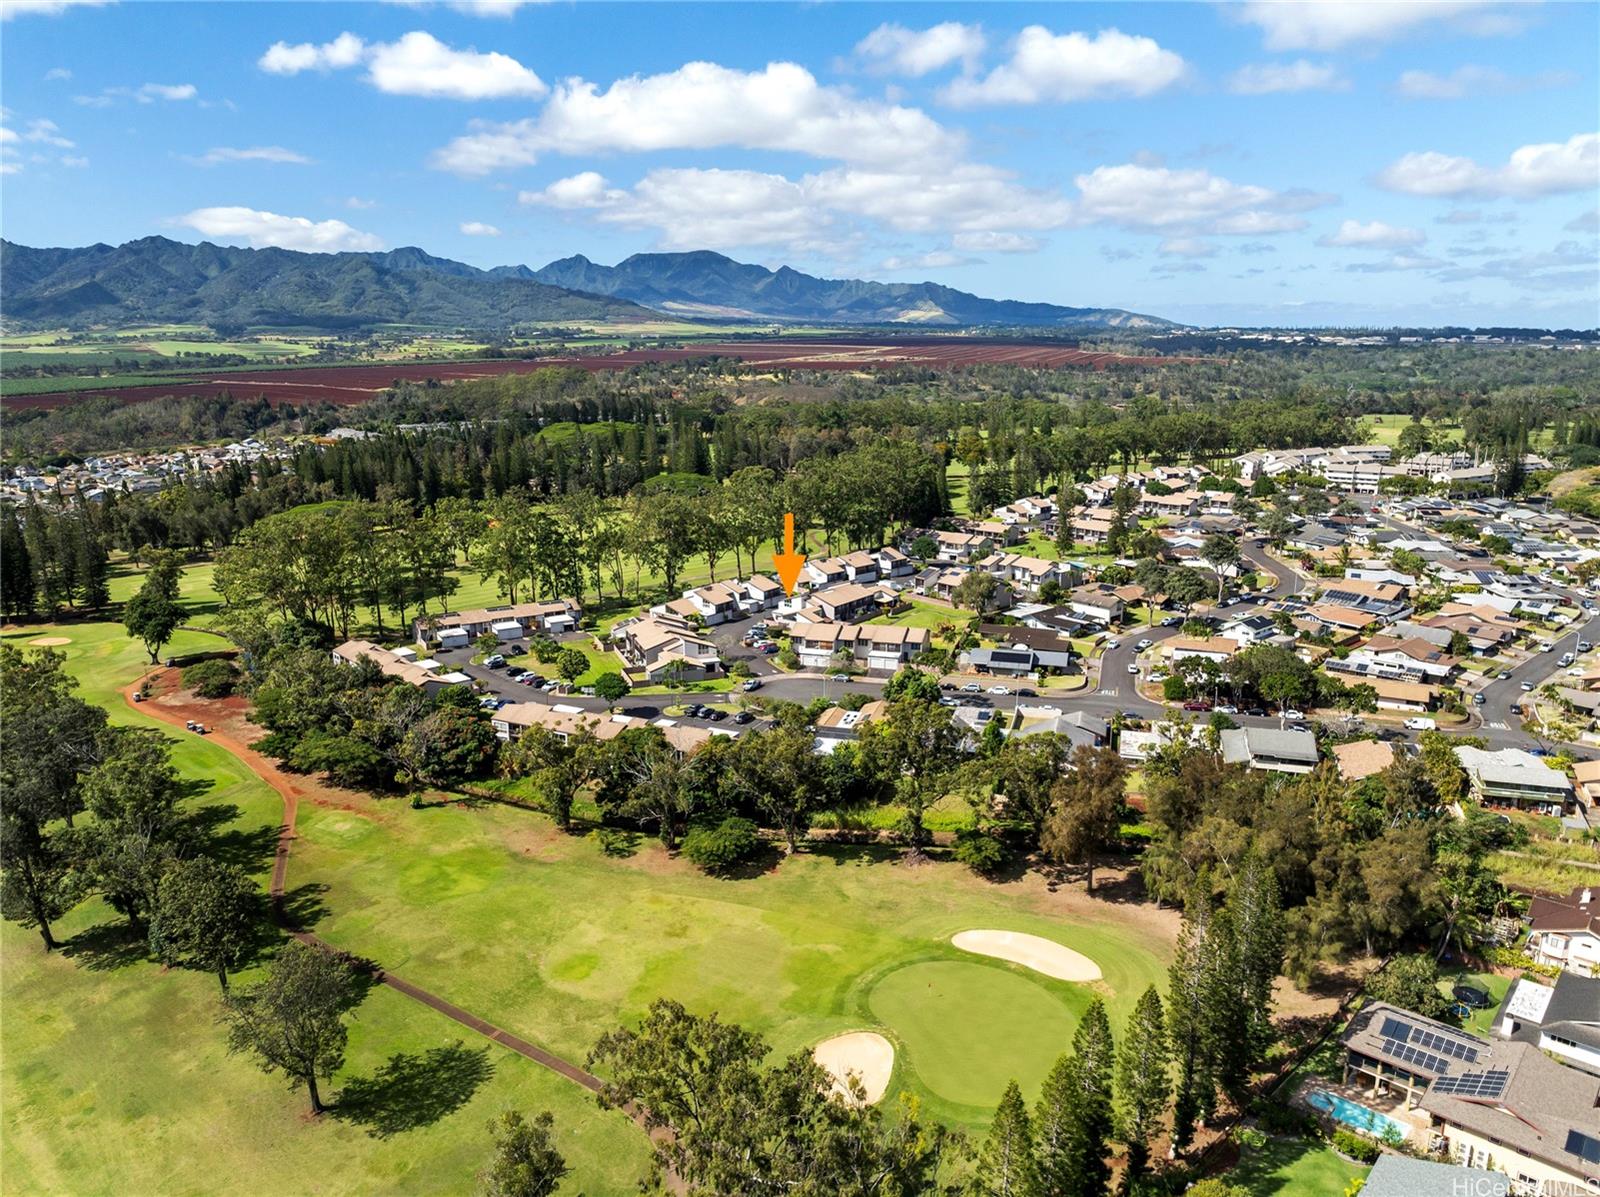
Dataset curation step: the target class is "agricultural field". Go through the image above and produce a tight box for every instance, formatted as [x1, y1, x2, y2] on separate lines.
[8, 336, 1194, 410]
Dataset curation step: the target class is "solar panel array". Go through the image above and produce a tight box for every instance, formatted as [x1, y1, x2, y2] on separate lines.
[1428, 1070, 1509, 1100]
[1413, 1027, 1480, 1062]
[1380, 1037, 1452, 1076]
[1565, 1130, 1600, 1165]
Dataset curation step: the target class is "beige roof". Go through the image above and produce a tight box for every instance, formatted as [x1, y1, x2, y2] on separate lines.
[432, 600, 576, 629]
[1331, 739, 1396, 780]
[1166, 635, 1239, 655]
[1364, 676, 1438, 702]
[1308, 603, 1377, 628]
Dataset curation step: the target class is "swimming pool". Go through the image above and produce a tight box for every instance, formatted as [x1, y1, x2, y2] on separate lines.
[1306, 1089, 1411, 1141]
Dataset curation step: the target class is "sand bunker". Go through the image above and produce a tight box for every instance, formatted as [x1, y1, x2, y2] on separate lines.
[27, 636, 71, 647]
[813, 1031, 894, 1105]
[951, 930, 1103, 983]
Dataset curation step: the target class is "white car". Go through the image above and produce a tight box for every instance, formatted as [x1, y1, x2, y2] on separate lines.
[1104, 639, 1121, 650]
[988, 685, 1011, 695]
[1520, 681, 1535, 691]
[1215, 704, 1238, 715]
[1136, 638, 1153, 650]
[1282, 710, 1306, 722]
[961, 682, 981, 693]
[1538, 642, 1553, 653]
[1127, 663, 1140, 674]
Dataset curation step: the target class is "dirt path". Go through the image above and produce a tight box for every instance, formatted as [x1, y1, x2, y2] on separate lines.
[122, 669, 615, 1096]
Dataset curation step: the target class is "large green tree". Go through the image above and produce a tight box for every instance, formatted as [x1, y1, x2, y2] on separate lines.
[152, 857, 261, 992]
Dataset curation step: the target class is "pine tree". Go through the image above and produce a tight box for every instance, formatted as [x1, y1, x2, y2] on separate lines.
[1036, 1000, 1115, 1197]
[972, 1080, 1037, 1197]
[1229, 856, 1285, 1077]
[1114, 986, 1171, 1193]
[1197, 905, 1248, 1113]
[0, 510, 35, 621]
[1166, 901, 1211, 1152]
[75, 524, 110, 611]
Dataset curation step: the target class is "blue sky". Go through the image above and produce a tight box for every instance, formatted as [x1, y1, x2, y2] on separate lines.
[2, 0, 1596, 328]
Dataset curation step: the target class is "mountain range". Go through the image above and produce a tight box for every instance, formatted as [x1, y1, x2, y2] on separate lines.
[0, 237, 1168, 331]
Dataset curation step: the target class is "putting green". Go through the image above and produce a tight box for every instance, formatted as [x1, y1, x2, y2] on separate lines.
[867, 960, 1081, 1112]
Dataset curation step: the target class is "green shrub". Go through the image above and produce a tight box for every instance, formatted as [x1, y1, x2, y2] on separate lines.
[1162, 675, 1189, 701]
[1330, 1129, 1380, 1164]
[1483, 945, 1558, 978]
[952, 829, 1009, 875]
[681, 817, 761, 873]
[530, 637, 560, 663]
[182, 657, 240, 698]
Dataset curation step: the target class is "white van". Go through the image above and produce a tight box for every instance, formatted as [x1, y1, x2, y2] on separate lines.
[1403, 716, 1437, 731]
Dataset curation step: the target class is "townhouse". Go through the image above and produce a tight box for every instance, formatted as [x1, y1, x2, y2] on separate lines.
[416, 599, 581, 648]
[652, 581, 744, 626]
[930, 530, 993, 563]
[610, 614, 722, 682]
[1066, 585, 1124, 626]
[977, 551, 1077, 596]
[1496, 971, 1600, 1077]
[332, 639, 471, 695]
[490, 702, 718, 755]
[787, 622, 930, 672]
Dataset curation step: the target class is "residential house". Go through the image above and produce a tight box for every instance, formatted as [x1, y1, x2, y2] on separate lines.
[971, 520, 1023, 546]
[874, 547, 914, 578]
[1364, 677, 1441, 713]
[491, 703, 716, 755]
[1068, 514, 1115, 546]
[801, 582, 888, 624]
[1305, 603, 1380, 634]
[1572, 760, 1600, 809]
[1496, 972, 1600, 1076]
[1165, 635, 1239, 664]
[332, 640, 470, 695]
[965, 643, 1075, 677]
[1330, 739, 1397, 781]
[1067, 585, 1124, 625]
[801, 557, 849, 589]
[1219, 726, 1319, 773]
[1138, 490, 1200, 519]
[978, 552, 1076, 596]
[932, 530, 992, 563]
[654, 581, 743, 626]
[1341, 1003, 1600, 1194]
[738, 575, 785, 612]
[1526, 887, 1600, 976]
[1013, 708, 1107, 747]
[1455, 746, 1574, 814]
[1219, 613, 1279, 645]
[1359, 1157, 1507, 1197]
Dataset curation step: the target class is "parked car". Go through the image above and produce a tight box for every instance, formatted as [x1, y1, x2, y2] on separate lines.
[1403, 716, 1437, 731]
[484, 654, 506, 668]
[1161, 617, 1182, 627]
[1510, 704, 1524, 716]
[1521, 680, 1535, 691]
[1016, 688, 1035, 697]
[939, 696, 958, 707]
[829, 673, 851, 683]
[939, 682, 955, 691]
[1282, 709, 1305, 722]
[1214, 704, 1238, 714]
[961, 682, 981, 693]
[1136, 638, 1153, 650]
[705, 708, 726, 722]
[988, 685, 1011, 695]
[759, 644, 779, 655]
[1473, 692, 1486, 705]
[1181, 700, 1212, 712]
[1581, 640, 1594, 651]
[733, 710, 754, 724]
[741, 678, 762, 692]
[1127, 663, 1140, 674]
[1246, 708, 1266, 717]
[1104, 639, 1121, 649]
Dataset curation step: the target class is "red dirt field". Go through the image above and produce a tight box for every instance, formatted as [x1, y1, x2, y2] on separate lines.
[5, 337, 1191, 410]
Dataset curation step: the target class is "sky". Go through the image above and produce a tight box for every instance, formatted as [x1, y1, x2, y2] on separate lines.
[1, 0, 1597, 329]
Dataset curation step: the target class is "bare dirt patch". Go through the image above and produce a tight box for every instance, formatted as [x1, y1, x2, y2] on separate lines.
[813, 1031, 895, 1105]
[27, 636, 71, 646]
[951, 929, 1103, 982]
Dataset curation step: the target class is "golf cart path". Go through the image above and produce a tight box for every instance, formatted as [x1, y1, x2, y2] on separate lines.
[121, 670, 617, 1098]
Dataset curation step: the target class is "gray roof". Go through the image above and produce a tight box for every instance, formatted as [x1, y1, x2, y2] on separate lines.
[1362, 1155, 1508, 1197]
[1220, 726, 1319, 766]
[1543, 971, 1600, 1054]
[1420, 1039, 1600, 1180]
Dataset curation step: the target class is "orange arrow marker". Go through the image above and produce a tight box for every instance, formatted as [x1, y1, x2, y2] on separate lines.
[772, 511, 807, 596]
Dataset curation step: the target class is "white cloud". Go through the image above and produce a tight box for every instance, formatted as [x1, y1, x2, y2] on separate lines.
[1344, 252, 1450, 273]
[259, 31, 543, 99]
[449, 0, 538, 15]
[187, 145, 312, 166]
[523, 170, 617, 209]
[1567, 209, 1599, 233]
[854, 22, 986, 76]
[366, 32, 546, 99]
[941, 26, 1185, 105]
[1158, 238, 1217, 258]
[344, 196, 378, 210]
[434, 60, 961, 175]
[1377, 132, 1599, 199]
[1317, 219, 1426, 248]
[1, 0, 112, 19]
[21, 119, 74, 147]
[1236, 1, 1514, 51]
[1068, 161, 1329, 235]
[136, 82, 196, 102]
[952, 231, 1040, 253]
[0, 127, 17, 145]
[459, 220, 502, 236]
[1228, 60, 1348, 95]
[60, 155, 88, 168]
[879, 250, 973, 271]
[43, 67, 73, 81]
[174, 206, 384, 252]
[1396, 65, 1571, 99]
[1436, 209, 1483, 224]
[259, 32, 366, 75]
[0, 162, 21, 175]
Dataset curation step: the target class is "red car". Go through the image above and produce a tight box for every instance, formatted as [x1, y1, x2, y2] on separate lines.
[1181, 700, 1213, 712]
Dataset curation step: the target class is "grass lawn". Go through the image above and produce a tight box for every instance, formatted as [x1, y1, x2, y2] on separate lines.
[869, 600, 964, 634]
[0, 619, 651, 1194]
[1226, 1134, 1368, 1197]
[1438, 967, 1511, 1038]
[290, 791, 1168, 1130]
